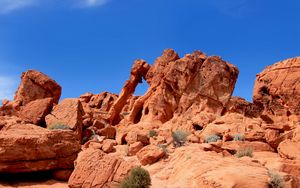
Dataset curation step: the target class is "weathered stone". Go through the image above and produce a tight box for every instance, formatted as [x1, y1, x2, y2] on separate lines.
[14, 70, 61, 106]
[46, 98, 84, 139]
[19, 98, 53, 125]
[137, 145, 165, 165]
[128, 142, 144, 156]
[0, 124, 81, 173]
[253, 57, 300, 121]
[68, 149, 137, 188]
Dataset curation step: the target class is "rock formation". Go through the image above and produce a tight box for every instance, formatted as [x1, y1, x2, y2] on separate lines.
[253, 57, 300, 122]
[0, 124, 80, 173]
[14, 70, 62, 106]
[0, 50, 300, 188]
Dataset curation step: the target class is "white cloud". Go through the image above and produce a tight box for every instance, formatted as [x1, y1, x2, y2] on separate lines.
[0, 76, 18, 101]
[0, 0, 110, 14]
[85, 0, 109, 7]
[0, 0, 36, 14]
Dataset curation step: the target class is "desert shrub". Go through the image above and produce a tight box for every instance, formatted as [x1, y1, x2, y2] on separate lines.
[205, 134, 221, 143]
[233, 133, 245, 141]
[158, 144, 168, 155]
[268, 171, 284, 188]
[122, 112, 130, 116]
[235, 147, 253, 158]
[120, 167, 151, 188]
[172, 130, 188, 147]
[49, 124, 69, 130]
[148, 130, 157, 138]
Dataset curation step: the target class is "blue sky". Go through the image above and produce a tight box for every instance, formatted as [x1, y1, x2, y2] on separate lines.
[0, 0, 299, 102]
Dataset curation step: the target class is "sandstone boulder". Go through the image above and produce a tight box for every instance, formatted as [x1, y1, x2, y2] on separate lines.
[0, 124, 81, 173]
[277, 128, 300, 161]
[102, 139, 117, 153]
[19, 98, 53, 125]
[128, 142, 144, 156]
[46, 98, 84, 139]
[137, 145, 165, 165]
[68, 149, 137, 188]
[14, 70, 61, 106]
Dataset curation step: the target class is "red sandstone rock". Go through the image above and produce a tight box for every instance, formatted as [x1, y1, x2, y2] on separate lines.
[0, 124, 80, 173]
[278, 128, 300, 160]
[109, 60, 151, 125]
[102, 139, 117, 153]
[253, 57, 300, 121]
[19, 98, 53, 125]
[225, 96, 262, 117]
[68, 149, 137, 188]
[136, 145, 165, 165]
[125, 130, 149, 145]
[46, 98, 84, 139]
[97, 125, 116, 139]
[14, 70, 61, 106]
[146, 144, 271, 188]
[128, 142, 144, 156]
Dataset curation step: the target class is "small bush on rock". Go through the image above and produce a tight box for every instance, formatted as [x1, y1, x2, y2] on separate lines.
[235, 147, 253, 158]
[268, 171, 284, 188]
[233, 133, 245, 141]
[49, 124, 69, 130]
[148, 130, 157, 138]
[120, 167, 151, 188]
[172, 130, 188, 147]
[205, 134, 221, 143]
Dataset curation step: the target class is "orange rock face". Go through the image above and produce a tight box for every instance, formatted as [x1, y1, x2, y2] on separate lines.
[46, 98, 85, 139]
[253, 57, 300, 121]
[68, 149, 137, 188]
[19, 98, 53, 125]
[146, 144, 270, 188]
[136, 145, 165, 165]
[0, 124, 80, 173]
[14, 70, 62, 106]
[110, 49, 239, 133]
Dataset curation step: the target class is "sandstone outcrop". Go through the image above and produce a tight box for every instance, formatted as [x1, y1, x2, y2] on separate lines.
[136, 145, 165, 165]
[68, 148, 138, 188]
[19, 97, 53, 125]
[110, 49, 239, 134]
[14, 70, 62, 106]
[0, 124, 81, 173]
[253, 57, 300, 122]
[1, 50, 300, 188]
[46, 98, 84, 139]
[146, 144, 271, 188]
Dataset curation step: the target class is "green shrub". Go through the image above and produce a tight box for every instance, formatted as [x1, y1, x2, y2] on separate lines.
[148, 130, 158, 138]
[235, 147, 253, 158]
[172, 130, 188, 147]
[268, 171, 284, 188]
[120, 167, 151, 188]
[233, 133, 245, 141]
[49, 124, 69, 130]
[205, 134, 221, 143]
